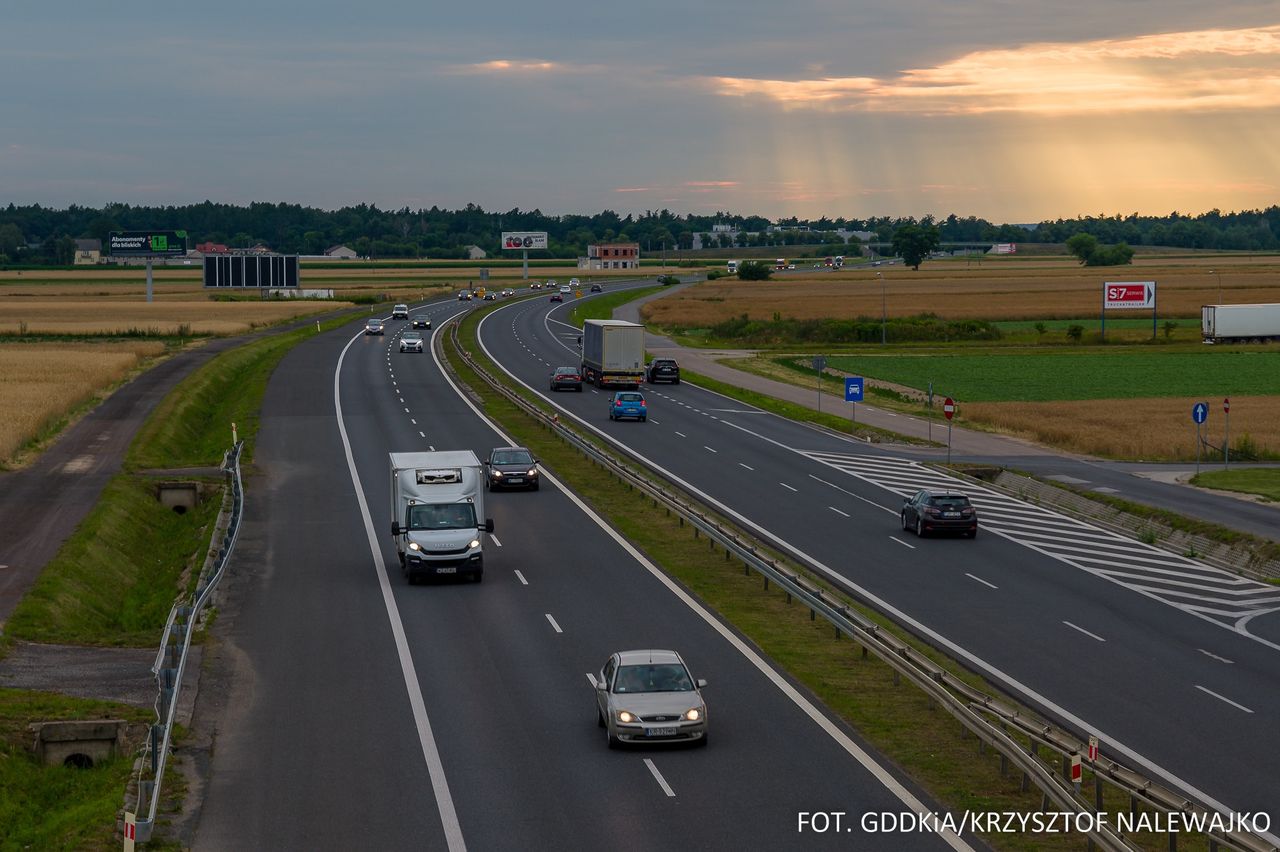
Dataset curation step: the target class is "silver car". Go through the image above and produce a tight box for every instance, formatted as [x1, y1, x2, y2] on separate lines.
[595, 650, 708, 748]
[399, 331, 424, 353]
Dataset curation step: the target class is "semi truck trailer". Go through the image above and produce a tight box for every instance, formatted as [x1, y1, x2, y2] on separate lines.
[580, 319, 645, 388]
[1201, 304, 1280, 343]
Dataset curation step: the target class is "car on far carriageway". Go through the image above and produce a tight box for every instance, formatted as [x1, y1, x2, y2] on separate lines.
[529, 281, 543, 289]
[608, 391, 646, 421]
[549, 292, 564, 303]
[595, 649, 708, 748]
[392, 304, 409, 319]
[484, 446, 539, 491]
[484, 291, 497, 300]
[399, 331, 424, 353]
[501, 288, 515, 297]
[590, 283, 602, 293]
[411, 316, 431, 330]
[901, 489, 978, 538]
[645, 358, 679, 384]
[365, 318, 385, 335]
[549, 366, 583, 391]
[458, 291, 472, 301]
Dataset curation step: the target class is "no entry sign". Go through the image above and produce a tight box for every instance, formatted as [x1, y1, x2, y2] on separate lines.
[942, 397, 955, 420]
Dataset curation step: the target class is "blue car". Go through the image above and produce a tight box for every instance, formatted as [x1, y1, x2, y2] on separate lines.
[608, 391, 647, 421]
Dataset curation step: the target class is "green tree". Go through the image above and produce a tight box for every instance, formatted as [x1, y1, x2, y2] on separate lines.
[0, 223, 23, 257]
[1065, 233, 1099, 264]
[890, 223, 941, 270]
[737, 261, 772, 280]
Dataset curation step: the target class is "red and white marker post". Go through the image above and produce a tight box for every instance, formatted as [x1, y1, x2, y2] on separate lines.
[1224, 397, 1231, 469]
[943, 397, 955, 463]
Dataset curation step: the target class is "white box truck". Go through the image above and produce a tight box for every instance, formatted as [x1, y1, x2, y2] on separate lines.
[1202, 304, 1280, 343]
[726, 260, 739, 274]
[580, 319, 645, 388]
[389, 451, 493, 584]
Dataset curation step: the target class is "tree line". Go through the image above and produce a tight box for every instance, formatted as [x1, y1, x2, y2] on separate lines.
[1, 201, 1277, 265]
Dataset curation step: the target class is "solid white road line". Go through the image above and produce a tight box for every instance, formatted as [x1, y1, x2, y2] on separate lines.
[514, 570, 529, 586]
[545, 613, 563, 634]
[644, 759, 676, 798]
[674, 431, 686, 438]
[1063, 621, 1106, 642]
[704, 446, 718, 453]
[334, 324, 466, 852]
[780, 482, 798, 492]
[1198, 649, 1234, 664]
[585, 673, 598, 687]
[1195, 684, 1254, 714]
[739, 463, 754, 470]
[828, 506, 850, 517]
[889, 536, 916, 549]
[965, 573, 998, 589]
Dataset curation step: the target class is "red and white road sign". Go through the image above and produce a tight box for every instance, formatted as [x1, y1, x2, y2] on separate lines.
[1088, 735, 1099, 762]
[1070, 751, 1082, 784]
[1224, 397, 1230, 413]
[942, 397, 955, 420]
[124, 812, 137, 851]
[1103, 281, 1156, 310]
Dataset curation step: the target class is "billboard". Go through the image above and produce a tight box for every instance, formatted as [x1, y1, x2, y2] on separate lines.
[203, 255, 299, 288]
[1104, 281, 1155, 310]
[501, 231, 548, 250]
[109, 230, 188, 257]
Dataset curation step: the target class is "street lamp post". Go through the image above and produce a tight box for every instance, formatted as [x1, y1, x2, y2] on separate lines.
[878, 272, 886, 344]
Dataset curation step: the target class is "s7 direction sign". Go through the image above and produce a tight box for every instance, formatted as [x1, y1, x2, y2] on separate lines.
[1104, 281, 1156, 309]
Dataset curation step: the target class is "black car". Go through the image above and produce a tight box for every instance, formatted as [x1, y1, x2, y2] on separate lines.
[646, 358, 680, 384]
[485, 446, 539, 491]
[411, 316, 431, 330]
[549, 293, 564, 302]
[589, 283, 602, 293]
[901, 490, 977, 538]
[549, 366, 583, 392]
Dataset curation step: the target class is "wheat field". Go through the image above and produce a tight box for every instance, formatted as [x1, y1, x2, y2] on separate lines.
[642, 259, 1280, 325]
[0, 300, 340, 335]
[0, 343, 167, 461]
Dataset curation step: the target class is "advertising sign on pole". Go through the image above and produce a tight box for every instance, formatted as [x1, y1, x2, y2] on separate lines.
[108, 230, 188, 257]
[501, 232, 548, 250]
[1103, 282, 1156, 309]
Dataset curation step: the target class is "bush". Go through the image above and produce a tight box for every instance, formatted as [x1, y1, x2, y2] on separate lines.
[706, 269, 723, 280]
[701, 312, 1001, 344]
[657, 275, 679, 286]
[737, 261, 772, 281]
[1066, 324, 1084, 343]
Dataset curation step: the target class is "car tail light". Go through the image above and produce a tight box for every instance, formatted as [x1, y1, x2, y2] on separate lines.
[961, 508, 974, 517]
[615, 400, 622, 406]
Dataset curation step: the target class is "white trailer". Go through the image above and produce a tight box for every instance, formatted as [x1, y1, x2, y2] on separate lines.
[389, 451, 493, 583]
[580, 319, 645, 388]
[1201, 304, 1280, 343]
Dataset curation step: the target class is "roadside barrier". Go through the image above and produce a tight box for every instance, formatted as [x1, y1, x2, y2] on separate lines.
[128, 441, 244, 844]
[444, 319, 1274, 852]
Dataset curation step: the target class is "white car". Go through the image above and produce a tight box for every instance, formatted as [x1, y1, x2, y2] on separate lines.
[596, 649, 708, 748]
[568, 278, 581, 289]
[392, 304, 409, 319]
[399, 331, 424, 353]
[559, 284, 572, 295]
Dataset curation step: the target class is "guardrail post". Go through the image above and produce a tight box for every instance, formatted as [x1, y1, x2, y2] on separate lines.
[1168, 831, 1176, 852]
[1095, 775, 1103, 812]
[150, 724, 162, 773]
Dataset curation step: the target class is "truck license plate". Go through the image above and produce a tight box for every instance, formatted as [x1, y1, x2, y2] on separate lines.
[437, 567, 457, 574]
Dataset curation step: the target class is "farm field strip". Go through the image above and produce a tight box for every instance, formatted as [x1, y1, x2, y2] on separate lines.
[0, 300, 342, 335]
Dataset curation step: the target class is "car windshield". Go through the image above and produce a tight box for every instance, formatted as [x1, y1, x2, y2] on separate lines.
[403, 332, 421, 341]
[613, 664, 693, 694]
[929, 495, 971, 509]
[491, 450, 533, 465]
[555, 368, 577, 375]
[367, 321, 380, 327]
[407, 503, 477, 530]
[617, 393, 643, 402]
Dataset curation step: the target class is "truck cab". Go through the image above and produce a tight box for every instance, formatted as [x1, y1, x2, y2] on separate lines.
[390, 451, 494, 584]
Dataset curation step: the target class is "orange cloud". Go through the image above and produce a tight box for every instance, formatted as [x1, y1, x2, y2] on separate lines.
[706, 24, 1280, 115]
[454, 59, 560, 74]
[685, 180, 738, 187]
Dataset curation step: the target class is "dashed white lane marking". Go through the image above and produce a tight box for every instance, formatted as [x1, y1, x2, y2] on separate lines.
[828, 506, 850, 517]
[649, 419, 660, 425]
[674, 431, 686, 438]
[515, 570, 529, 585]
[739, 463, 754, 470]
[780, 482, 798, 492]
[62, 455, 94, 474]
[545, 613, 563, 634]
[704, 446, 718, 453]
[585, 672, 598, 687]
[404, 407, 410, 413]
[399, 397, 405, 403]
[1199, 649, 1234, 664]
[1063, 621, 1106, 642]
[965, 573, 998, 589]
[1195, 685, 1253, 714]
[411, 419, 417, 425]
[889, 536, 916, 549]
[429, 445, 435, 451]
[644, 759, 676, 798]
[490, 535, 502, 547]
[419, 432, 426, 438]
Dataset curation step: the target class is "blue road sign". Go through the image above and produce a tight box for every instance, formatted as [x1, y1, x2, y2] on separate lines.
[1192, 402, 1208, 424]
[845, 377, 864, 402]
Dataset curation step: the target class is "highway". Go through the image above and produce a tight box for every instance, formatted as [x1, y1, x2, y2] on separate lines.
[191, 291, 961, 850]
[474, 281, 1280, 837]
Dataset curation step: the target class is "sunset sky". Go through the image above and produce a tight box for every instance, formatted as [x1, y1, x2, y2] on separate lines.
[3, 0, 1279, 222]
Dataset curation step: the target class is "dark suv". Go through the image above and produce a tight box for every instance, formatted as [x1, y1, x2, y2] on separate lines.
[646, 358, 680, 384]
[901, 490, 978, 538]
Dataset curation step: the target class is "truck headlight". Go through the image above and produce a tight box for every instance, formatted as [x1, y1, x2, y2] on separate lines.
[469, 539, 480, 549]
[408, 542, 422, 551]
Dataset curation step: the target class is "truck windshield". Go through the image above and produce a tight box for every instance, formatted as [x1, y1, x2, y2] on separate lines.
[408, 503, 477, 530]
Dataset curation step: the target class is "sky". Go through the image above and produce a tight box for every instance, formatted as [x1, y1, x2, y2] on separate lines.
[3, 0, 1280, 223]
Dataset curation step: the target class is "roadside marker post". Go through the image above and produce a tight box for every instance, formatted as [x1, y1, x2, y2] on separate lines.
[1069, 751, 1082, 792]
[943, 397, 955, 464]
[1087, 735, 1099, 763]
[123, 812, 136, 852]
[844, 377, 864, 427]
[927, 381, 933, 442]
[812, 356, 826, 413]
[1224, 397, 1231, 469]
[1192, 402, 1208, 475]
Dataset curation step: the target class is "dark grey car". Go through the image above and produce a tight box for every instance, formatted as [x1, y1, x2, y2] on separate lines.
[901, 489, 978, 538]
[485, 446, 539, 491]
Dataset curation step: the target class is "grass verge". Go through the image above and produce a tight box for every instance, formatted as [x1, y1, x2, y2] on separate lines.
[1190, 467, 1280, 502]
[448, 306, 1200, 851]
[0, 688, 150, 851]
[568, 285, 664, 326]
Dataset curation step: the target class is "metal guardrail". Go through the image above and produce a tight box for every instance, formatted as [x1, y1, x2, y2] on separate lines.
[130, 441, 244, 843]
[445, 320, 1275, 852]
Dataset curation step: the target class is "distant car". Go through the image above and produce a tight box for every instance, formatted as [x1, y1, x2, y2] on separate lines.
[545, 280, 557, 290]
[608, 391, 646, 421]
[549, 293, 564, 302]
[392, 304, 409, 319]
[901, 489, 978, 538]
[365, 318, 385, 335]
[412, 316, 431, 330]
[645, 358, 680, 385]
[549, 366, 583, 392]
[559, 284, 572, 295]
[458, 291, 473, 301]
[589, 283, 602, 293]
[501, 288, 515, 297]
[529, 281, 543, 290]
[484, 446, 539, 491]
[484, 291, 497, 300]
[399, 331, 424, 353]
[568, 278, 581, 289]
[595, 649, 708, 748]
[787, 264, 796, 270]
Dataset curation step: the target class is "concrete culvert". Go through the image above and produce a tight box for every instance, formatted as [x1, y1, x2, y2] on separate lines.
[64, 753, 94, 769]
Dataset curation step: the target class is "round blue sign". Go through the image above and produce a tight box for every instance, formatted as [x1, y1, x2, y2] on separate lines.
[1192, 402, 1208, 424]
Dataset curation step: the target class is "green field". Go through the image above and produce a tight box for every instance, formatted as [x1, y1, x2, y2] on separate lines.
[1191, 468, 1280, 501]
[824, 349, 1280, 401]
[568, 285, 663, 326]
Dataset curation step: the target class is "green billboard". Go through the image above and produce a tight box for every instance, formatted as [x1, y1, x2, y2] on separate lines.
[108, 230, 188, 257]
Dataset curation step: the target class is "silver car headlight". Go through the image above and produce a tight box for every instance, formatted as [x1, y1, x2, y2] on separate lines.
[469, 539, 480, 549]
[617, 710, 638, 724]
[684, 707, 703, 721]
